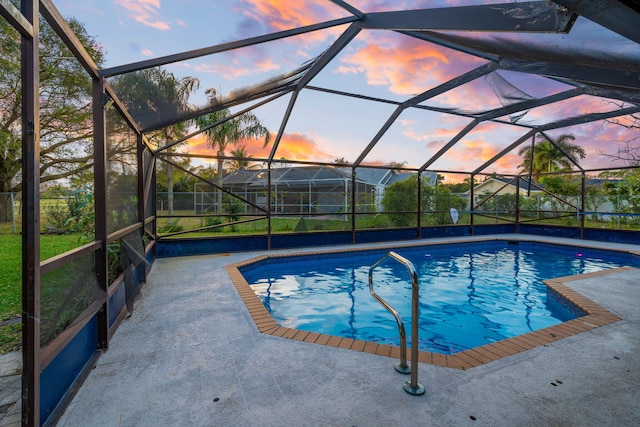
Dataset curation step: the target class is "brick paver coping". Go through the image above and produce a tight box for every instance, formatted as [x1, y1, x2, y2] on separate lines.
[227, 245, 632, 370]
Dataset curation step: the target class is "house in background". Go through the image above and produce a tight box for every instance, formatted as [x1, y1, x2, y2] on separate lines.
[194, 166, 436, 215]
[469, 176, 545, 197]
[464, 176, 545, 213]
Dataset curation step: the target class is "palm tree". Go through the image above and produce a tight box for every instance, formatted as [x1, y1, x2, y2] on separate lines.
[114, 68, 199, 215]
[518, 133, 585, 180]
[195, 89, 271, 212]
[228, 147, 256, 172]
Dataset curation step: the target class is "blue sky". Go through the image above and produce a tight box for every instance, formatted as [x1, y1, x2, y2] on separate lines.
[54, 0, 639, 180]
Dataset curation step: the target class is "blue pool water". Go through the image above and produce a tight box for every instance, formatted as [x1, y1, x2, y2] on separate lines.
[240, 241, 640, 354]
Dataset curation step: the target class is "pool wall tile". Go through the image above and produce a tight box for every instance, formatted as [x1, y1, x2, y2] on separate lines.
[337, 338, 355, 349]
[388, 346, 401, 360]
[325, 335, 342, 347]
[450, 352, 481, 368]
[303, 332, 321, 343]
[351, 340, 366, 352]
[444, 355, 465, 369]
[417, 351, 431, 364]
[292, 329, 309, 341]
[315, 335, 331, 346]
[363, 342, 379, 354]
[466, 348, 496, 364]
[375, 344, 392, 357]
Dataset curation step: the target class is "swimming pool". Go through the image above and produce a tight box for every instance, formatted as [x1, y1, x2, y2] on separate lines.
[239, 240, 640, 355]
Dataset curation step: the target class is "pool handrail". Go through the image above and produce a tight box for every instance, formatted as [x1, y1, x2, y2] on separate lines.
[368, 251, 425, 396]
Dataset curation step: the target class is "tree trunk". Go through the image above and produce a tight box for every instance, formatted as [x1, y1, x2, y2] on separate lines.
[217, 149, 224, 214]
[167, 161, 174, 216]
[0, 193, 12, 223]
[0, 181, 13, 223]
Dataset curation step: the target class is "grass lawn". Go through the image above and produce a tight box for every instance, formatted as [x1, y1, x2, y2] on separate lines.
[0, 232, 82, 354]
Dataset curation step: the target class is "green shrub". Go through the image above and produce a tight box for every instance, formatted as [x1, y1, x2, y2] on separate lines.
[294, 217, 308, 232]
[203, 216, 223, 232]
[43, 189, 94, 234]
[157, 218, 184, 234]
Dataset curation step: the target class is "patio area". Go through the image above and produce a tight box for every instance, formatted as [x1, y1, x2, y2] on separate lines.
[55, 236, 640, 426]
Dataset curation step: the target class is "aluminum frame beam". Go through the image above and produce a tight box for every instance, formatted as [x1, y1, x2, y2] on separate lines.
[539, 130, 584, 172]
[155, 91, 290, 153]
[0, 0, 33, 36]
[40, 0, 100, 79]
[400, 30, 500, 63]
[268, 91, 299, 163]
[363, 2, 577, 32]
[353, 62, 498, 167]
[100, 16, 359, 78]
[406, 30, 640, 91]
[143, 83, 295, 134]
[539, 104, 640, 132]
[140, 22, 360, 133]
[473, 130, 537, 175]
[476, 87, 585, 121]
[553, 0, 640, 45]
[473, 103, 640, 174]
[417, 86, 587, 171]
[296, 22, 361, 90]
[419, 119, 480, 172]
[329, 0, 364, 18]
[21, 2, 40, 425]
[500, 58, 640, 91]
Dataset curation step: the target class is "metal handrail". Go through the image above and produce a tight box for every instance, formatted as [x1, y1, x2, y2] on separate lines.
[369, 251, 425, 396]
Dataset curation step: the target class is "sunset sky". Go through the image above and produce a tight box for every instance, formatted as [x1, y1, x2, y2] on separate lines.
[55, 0, 638, 180]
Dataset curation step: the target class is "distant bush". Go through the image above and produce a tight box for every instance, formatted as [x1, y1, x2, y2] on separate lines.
[203, 216, 223, 232]
[43, 189, 93, 234]
[157, 218, 184, 234]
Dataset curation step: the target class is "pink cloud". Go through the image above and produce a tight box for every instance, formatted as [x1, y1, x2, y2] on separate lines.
[186, 131, 334, 163]
[402, 129, 429, 141]
[114, 0, 171, 30]
[194, 57, 280, 80]
[523, 95, 615, 125]
[336, 33, 485, 96]
[428, 78, 501, 112]
[426, 140, 447, 151]
[273, 132, 334, 161]
[236, 0, 345, 35]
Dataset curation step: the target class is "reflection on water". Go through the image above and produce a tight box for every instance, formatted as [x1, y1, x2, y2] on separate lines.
[242, 241, 639, 354]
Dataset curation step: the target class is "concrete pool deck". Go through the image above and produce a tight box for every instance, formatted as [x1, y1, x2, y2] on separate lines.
[57, 235, 640, 426]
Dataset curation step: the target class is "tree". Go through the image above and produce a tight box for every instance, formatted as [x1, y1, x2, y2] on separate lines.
[600, 107, 640, 224]
[195, 89, 271, 213]
[539, 175, 581, 216]
[0, 17, 105, 221]
[388, 161, 407, 169]
[602, 169, 640, 224]
[228, 146, 257, 172]
[518, 133, 585, 181]
[382, 175, 421, 226]
[155, 156, 194, 192]
[444, 177, 478, 193]
[112, 68, 199, 215]
[603, 103, 640, 166]
[381, 175, 466, 226]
